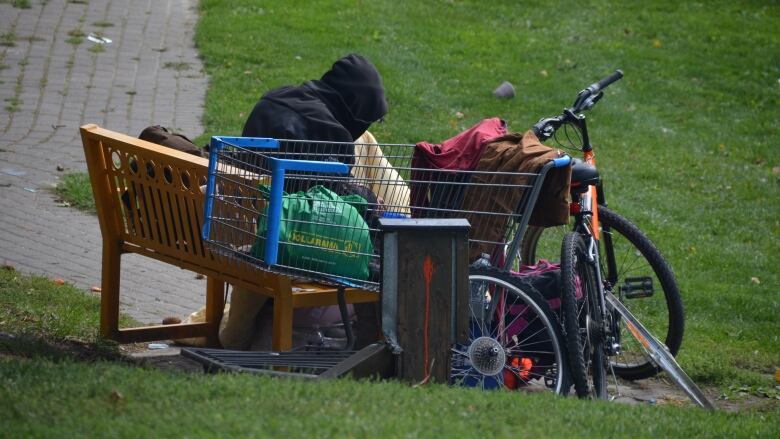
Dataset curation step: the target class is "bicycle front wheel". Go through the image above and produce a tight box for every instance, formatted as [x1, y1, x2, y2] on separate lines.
[451, 267, 570, 395]
[560, 232, 607, 399]
[521, 206, 685, 380]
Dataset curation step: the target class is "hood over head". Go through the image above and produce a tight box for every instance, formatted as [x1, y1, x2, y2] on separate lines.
[308, 54, 388, 139]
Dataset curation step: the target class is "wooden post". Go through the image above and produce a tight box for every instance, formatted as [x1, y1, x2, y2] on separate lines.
[379, 218, 470, 383]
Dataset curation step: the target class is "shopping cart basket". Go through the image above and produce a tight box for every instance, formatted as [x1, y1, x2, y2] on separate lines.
[202, 136, 571, 292]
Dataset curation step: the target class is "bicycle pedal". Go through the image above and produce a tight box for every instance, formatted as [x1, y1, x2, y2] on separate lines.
[619, 276, 654, 299]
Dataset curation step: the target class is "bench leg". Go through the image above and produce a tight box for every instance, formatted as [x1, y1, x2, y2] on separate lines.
[205, 277, 225, 348]
[100, 239, 122, 340]
[272, 277, 293, 351]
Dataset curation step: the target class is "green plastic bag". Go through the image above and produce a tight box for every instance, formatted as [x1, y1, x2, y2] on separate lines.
[251, 185, 373, 280]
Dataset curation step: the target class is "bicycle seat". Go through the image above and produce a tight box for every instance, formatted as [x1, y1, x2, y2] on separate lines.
[570, 158, 600, 193]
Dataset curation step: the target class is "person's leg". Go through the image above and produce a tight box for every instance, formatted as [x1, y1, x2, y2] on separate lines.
[219, 286, 269, 350]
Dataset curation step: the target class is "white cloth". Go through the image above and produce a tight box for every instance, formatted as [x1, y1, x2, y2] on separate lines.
[352, 131, 411, 215]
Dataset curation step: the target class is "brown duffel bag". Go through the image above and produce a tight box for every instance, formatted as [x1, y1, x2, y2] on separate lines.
[139, 125, 207, 158]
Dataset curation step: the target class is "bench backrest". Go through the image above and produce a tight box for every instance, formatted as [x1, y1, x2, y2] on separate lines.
[79, 124, 269, 289]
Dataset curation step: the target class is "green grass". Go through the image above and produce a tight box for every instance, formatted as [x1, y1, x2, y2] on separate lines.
[91, 20, 114, 28]
[0, 269, 777, 436]
[0, 31, 16, 47]
[163, 61, 192, 71]
[55, 172, 95, 212]
[4, 96, 21, 113]
[65, 27, 84, 45]
[0, 0, 31, 9]
[43, 0, 779, 403]
[0, 268, 133, 341]
[2, 358, 776, 438]
[192, 0, 779, 390]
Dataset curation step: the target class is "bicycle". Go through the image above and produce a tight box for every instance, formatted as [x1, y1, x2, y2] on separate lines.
[520, 70, 686, 385]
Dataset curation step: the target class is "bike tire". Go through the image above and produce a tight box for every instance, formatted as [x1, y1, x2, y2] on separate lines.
[521, 206, 685, 380]
[560, 232, 607, 399]
[451, 267, 570, 395]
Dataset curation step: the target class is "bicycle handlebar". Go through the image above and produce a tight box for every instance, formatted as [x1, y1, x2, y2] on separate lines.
[573, 69, 623, 113]
[533, 69, 623, 141]
[588, 69, 623, 96]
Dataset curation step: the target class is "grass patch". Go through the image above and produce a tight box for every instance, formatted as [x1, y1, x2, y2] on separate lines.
[163, 61, 191, 71]
[65, 28, 84, 45]
[193, 0, 779, 391]
[4, 96, 21, 113]
[0, 358, 776, 438]
[0, 268, 134, 342]
[0, 32, 16, 47]
[0, 0, 31, 9]
[88, 44, 105, 54]
[18, 35, 45, 42]
[91, 20, 114, 28]
[0, 269, 777, 435]
[44, 1, 779, 393]
[54, 172, 95, 212]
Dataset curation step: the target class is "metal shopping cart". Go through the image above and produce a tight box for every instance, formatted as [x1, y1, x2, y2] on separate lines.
[202, 136, 571, 291]
[199, 135, 576, 393]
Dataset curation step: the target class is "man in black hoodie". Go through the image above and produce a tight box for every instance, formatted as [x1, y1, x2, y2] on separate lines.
[219, 54, 386, 351]
[242, 53, 388, 165]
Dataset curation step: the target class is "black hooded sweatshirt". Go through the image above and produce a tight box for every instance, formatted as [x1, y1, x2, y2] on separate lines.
[241, 53, 388, 166]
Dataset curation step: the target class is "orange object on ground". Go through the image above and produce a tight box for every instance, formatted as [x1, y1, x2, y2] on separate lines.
[503, 357, 534, 389]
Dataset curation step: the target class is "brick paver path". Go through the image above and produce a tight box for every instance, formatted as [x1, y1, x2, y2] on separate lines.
[0, 0, 208, 324]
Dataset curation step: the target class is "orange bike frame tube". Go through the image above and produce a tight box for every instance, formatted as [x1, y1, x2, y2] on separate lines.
[583, 149, 600, 240]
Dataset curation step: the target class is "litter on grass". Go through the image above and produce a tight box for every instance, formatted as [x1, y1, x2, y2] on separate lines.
[87, 33, 112, 44]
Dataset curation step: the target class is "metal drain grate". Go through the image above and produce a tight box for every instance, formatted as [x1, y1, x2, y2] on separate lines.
[181, 347, 357, 379]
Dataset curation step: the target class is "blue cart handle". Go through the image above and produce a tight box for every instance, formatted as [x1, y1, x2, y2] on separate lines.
[264, 157, 350, 265]
[202, 136, 351, 263]
[551, 154, 572, 168]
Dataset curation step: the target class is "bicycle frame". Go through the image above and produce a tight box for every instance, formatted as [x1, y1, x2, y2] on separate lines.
[572, 175, 613, 354]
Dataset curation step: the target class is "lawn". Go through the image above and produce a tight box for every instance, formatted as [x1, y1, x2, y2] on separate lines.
[43, 0, 779, 430]
[1, 268, 777, 437]
[196, 0, 778, 389]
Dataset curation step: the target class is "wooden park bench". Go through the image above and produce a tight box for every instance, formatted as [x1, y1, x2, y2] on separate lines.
[79, 124, 378, 351]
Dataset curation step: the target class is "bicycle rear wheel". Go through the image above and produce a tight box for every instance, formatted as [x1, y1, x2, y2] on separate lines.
[521, 206, 685, 380]
[560, 232, 607, 399]
[451, 267, 570, 395]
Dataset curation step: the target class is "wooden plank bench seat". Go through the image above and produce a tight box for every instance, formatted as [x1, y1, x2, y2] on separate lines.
[79, 124, 378, 351]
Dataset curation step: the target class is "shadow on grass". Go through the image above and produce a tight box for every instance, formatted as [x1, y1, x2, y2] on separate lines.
[0, 331, 124, 363]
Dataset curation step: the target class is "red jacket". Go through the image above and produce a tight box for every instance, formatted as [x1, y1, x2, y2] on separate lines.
[410, 118, 507, 215]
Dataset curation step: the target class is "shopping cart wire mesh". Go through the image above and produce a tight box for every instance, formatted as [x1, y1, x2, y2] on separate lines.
[203, 136, 570, 291]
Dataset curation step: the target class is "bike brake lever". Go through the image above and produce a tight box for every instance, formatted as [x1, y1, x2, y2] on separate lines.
[590, 92, 604, 107]
[533, 117, 558, 140]
[580, 92, 604, 112]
